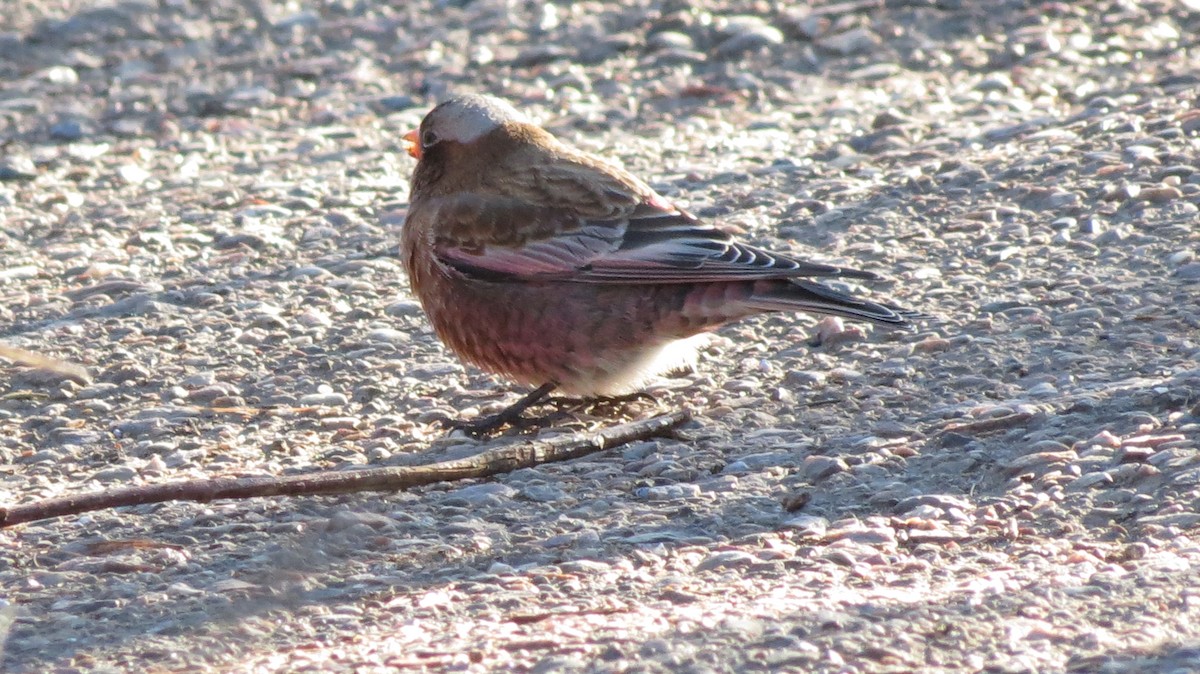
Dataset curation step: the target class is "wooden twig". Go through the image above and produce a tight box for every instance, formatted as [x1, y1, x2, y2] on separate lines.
[0, 410, 690, 529]
[940, 411, 1035, 436]
[0, 343, 91, 385]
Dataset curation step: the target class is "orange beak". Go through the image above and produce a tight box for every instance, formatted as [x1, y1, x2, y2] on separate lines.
[402, 129, 422, 159]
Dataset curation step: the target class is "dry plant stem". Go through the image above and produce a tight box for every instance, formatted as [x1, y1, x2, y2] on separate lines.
[0, 343, 92, 385]
[0, 410, 690, 529]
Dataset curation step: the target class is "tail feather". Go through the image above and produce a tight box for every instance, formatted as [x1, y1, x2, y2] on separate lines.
[748, 279, 924, 329]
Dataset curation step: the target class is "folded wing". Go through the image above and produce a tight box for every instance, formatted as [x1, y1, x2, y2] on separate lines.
[431, 194, 877, 284]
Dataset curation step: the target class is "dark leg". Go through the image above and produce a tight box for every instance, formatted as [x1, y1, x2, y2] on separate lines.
[448, 383, 557, 438]
[552, 390, 659, 411]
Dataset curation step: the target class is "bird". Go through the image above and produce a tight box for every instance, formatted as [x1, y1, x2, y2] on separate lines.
[399, 94, 921, 436]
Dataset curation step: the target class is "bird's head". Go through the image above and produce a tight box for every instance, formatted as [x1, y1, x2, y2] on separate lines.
[403, 94, 531, 161]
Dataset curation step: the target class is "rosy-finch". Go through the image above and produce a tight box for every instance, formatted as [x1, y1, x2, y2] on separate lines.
[400, 94, 920, 435]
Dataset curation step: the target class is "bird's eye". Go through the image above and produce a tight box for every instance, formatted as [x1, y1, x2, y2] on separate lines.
[421, 130, 439, 147]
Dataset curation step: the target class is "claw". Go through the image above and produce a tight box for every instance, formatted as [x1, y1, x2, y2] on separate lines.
[445, 383, 557, 438]
[444, 385, 660, 438]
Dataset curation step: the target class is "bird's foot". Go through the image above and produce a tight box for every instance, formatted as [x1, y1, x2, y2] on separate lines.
[552, 391, 659, 414]
[444, 383, 557, 438]
[444, 387, 659, 438]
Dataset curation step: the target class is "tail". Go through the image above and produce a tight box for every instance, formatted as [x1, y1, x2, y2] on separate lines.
[747, 279, 924, 330]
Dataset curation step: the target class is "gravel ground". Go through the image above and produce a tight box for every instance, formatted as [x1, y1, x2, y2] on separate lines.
[2, 0, 1200, 672]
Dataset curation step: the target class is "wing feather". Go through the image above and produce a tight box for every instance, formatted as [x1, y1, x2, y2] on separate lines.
[429, 192, 875, 284]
